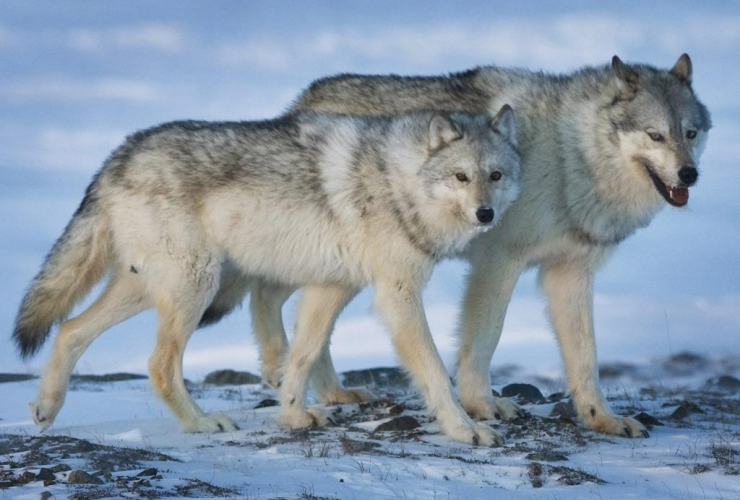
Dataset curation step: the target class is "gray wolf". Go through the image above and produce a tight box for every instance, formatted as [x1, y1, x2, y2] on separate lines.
[252, 54, 711, 438]
[14, 108, 522, 445]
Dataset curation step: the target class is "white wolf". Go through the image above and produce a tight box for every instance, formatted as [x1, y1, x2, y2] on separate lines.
[14, 108, 522, 444]
[249, 54, 711, 438]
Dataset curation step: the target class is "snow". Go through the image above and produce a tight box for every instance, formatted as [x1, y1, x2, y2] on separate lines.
[1, 356, 738, 499]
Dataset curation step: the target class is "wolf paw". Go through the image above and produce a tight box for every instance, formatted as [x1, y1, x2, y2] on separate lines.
[493, 396, 525, 421]
[279, 408, 329, 429]
[586, 412, 649, 438]
[261, 366, 282, 390]
[443, 419, 504, 447]
[182, 413, 239, 433]
[462, 398, 497, 421]
[318, 387, 375, 404]
[30, 400, 62, 432]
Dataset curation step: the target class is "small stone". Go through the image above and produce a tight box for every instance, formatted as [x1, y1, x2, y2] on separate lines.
[501, 383, 546, 404]
[550, 401, 576, 419]
[40, 491, 53, 500]
[526, 451, 568, 462]
[388, 403, 404, 416]
[670, 401, 703, 420]
[633, 412, 664, 429]
[51, 463, 72, 473]
[18, 471, 36, 484]
[548, 392, 565, 402]
[67, 470, 104, 485]
[254, 399, 279, 409]
[341, 367, 410, 388]
[375, 416, 420, 432]
[36, 468, 55, 481]
[43, 480, 55, 487]
[137, 468, 158, 477]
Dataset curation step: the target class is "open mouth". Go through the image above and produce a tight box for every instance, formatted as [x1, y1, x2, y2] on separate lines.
[642, 160, 689, 207]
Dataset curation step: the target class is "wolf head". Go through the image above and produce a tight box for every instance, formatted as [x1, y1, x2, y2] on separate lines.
[602, 54, 712, 209]
[391, 106, 522, 253]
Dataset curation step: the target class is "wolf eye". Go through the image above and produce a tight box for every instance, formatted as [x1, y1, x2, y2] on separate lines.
[686, 130, 697, 139]
[490, 171, 502, 181]
[648, 131, 664, 142]
[455, 173, 469, 182]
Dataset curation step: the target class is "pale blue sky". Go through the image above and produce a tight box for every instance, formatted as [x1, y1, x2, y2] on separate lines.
[1, 1, 738, 378]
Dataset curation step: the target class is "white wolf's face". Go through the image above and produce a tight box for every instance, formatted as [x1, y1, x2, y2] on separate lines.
[609, 55, 712, 208]
[419, 108, 522, 240]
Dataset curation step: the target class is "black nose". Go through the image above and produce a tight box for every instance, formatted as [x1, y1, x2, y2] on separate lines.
[476, 206, 494, 224]
[678, 166, 698, 186]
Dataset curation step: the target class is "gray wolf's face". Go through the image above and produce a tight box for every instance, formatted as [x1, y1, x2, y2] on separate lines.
[609, 54, 712, 208]
[421, 107, 522, 232]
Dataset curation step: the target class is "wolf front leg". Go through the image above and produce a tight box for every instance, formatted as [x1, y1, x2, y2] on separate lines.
[539, 256, 648, 438]
[456, 248, 526, 422]
[374, 277, 503, 446]
[278, 284, 358, 429]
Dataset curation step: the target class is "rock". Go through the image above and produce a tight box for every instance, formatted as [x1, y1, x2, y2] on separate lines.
[526, 451, 568, 462]
[709, 375, 740, 393]
[254, 398, 279, 409]
[491, 389, 501, 398]
[633, 412, 664, 429]
[67, 470, 104, 485]
[204, 369, 260, 386]
[51, 464, 72, 473]
[70, 373, 147, 383]
[374, 416, 420, 432]
[550, 401, 576, 419]
[341, 367, 410, 388]
[599, 362, 638, 379]
[40, 491, 53, 500]
[36, 468, 55, 481]
[501, 383, 546, 404]
[136, 468, 158, 477]
[663, 352, 709, 375]
[0, 373, 38, 383]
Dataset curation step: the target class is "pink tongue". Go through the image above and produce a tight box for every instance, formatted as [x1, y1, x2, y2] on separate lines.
[669, 187, 689, 205]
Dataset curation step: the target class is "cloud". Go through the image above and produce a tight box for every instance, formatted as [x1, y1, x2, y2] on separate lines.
[216, 40, 293, 70]
[214, 14, 740, 73]
[5, 78, 159, 102]
[24, 127, 127, 171]
[69, 23, 185, 53]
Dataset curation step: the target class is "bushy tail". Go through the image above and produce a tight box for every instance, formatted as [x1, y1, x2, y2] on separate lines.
[13, 181, 111, 358]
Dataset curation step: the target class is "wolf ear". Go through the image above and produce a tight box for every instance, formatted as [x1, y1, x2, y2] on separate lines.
[429, 112, 462, 151]
[670, 53, 692, 83]
[611, 55, 639, 100]
[491, 104, 517, 148]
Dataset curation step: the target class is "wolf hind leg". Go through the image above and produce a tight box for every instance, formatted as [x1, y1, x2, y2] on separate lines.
[311, 343, 375, 404]
[279, 284, 357, 429]
[250, 280, 295, 389]
[30, 271, 149, 431]
[539, 257, 648, 438]
[148, 260, 236, 433]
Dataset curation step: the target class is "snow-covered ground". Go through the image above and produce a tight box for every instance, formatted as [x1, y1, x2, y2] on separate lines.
[1, 353, 738, 500]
